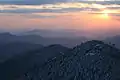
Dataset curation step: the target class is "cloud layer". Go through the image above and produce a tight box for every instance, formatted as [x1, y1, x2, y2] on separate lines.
[0, 1, 119, 37]
[0, 2, 120, 14]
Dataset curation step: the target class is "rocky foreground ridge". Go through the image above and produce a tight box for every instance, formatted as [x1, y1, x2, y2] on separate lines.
[19, 40, 120, 80]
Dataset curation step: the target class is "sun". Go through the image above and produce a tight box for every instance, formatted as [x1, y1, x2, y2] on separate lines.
[99, 10, 110, 19]
[101, 13, 109, 19]
[102, 10, 111, 14]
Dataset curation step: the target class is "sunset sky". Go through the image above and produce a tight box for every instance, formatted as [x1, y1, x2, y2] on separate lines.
[0, 0, 120, 37]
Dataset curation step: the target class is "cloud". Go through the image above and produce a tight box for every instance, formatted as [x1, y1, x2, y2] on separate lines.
[0, 9, 119, 37]
[0, 1, 119, 37]
[0, 0, 119, 6]
[0, 0, 69, 5]
[0, 2, 119, 14]
[0, 2, 119, 21]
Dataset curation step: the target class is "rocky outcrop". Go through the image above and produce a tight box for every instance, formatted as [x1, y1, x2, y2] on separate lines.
[19, 40, 120, 80]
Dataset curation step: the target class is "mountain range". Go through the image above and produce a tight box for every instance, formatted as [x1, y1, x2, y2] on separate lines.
[0, 44, 69, 80]
[18, 40, 120, 80]
[1, 31, 120, 62]
[0, 32, 88, 47]
[0, 31, 120, 80]
[0, 40, 120, 80]
[0, 32, 120, 48]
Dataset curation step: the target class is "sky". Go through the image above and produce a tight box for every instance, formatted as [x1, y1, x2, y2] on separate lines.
[0, 0, 120, 37]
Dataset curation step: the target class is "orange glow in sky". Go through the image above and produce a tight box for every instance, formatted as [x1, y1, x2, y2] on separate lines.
[0, 2, 119, 37]
[0, 12, 119, 31]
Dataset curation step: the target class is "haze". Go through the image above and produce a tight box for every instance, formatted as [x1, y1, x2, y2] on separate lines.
[0, 0, 120, 38]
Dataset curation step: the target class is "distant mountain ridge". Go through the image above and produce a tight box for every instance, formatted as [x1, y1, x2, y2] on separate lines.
[1, 32, 120, 49]
[0, 32, 88, 47]
[105, 35, 120, 49]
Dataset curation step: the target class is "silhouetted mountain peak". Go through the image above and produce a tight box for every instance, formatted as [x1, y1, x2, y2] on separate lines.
[75, 40, 104, 48]
[73, 40, 120, 56]
[85, 40, 104, 45]
[1, 40, 120, 80]
[47, 44, 68, 49]
[21, 40, 120, 80]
